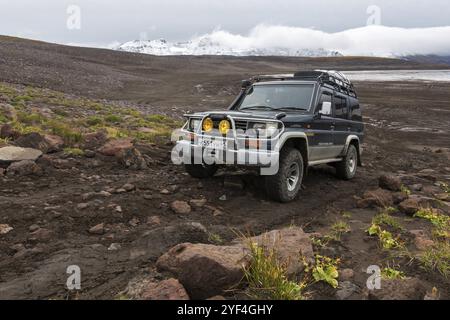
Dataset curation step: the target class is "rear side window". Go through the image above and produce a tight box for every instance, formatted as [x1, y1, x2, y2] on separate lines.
[349, 98, 362, 121]
[334, 95, 348, 119]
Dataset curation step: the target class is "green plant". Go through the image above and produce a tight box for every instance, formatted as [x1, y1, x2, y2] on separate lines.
[372, 211, 404, 231]
[104, 114, 122, 123]
[308, 255, 340, 288]
[419, 242, 450, 278]
[328, 221, 351, 241]
[63, 147, 85, 157]
[438, 182, 450, 194]
[415, 208, 450, 230]
[341, 211, 352, 219]
[85, 116, 104, 127]
[243, 242, 307, 300]
[207, 233, 223, 245]
[381, 267, 406, 280]
[401, 185, 411, 196]
[367, 224, 403, 250]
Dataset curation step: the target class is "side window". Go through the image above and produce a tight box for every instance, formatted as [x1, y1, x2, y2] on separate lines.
[334, 95, 349, 119]
[350, 99, 362, 121]
[316, 91, 332, 113]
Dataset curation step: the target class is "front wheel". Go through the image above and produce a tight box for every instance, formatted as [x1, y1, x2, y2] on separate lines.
[265, 148, 304, 203]
[335, 144, 358, 180]
[185, 164, 218, 179]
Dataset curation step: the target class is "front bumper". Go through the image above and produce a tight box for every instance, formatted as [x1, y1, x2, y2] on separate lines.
[175, 139, 280, 167]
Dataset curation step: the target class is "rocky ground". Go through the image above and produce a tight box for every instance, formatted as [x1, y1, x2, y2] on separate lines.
[0, 36, 449, 300]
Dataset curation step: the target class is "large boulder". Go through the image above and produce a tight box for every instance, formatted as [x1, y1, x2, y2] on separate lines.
[156, 243, 248, 299]
[6, 160, 42, 176]
[379, 175, 402, 192]
[242, 226, 314, 276]
[156, 227, 314, 299]
[83, 130, 108, 150]
[0, 146, 42, 163]
[13, 133, 49, 152]
[116, 147, 148, 170]
[356, 189, 394, 208]
[98, 138, 134, 156]
[398, 197, 421, 215]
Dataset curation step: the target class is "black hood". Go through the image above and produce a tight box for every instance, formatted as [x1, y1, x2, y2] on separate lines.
[186, 110, 313, 123]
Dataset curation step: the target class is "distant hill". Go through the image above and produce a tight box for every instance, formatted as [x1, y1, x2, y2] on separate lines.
[405, 55, 450, 66]
[0, 35, 448, 105]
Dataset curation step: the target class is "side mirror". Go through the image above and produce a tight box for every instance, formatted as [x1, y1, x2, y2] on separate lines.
[319, 101, 332, 116]
[241, 80, 252, 88]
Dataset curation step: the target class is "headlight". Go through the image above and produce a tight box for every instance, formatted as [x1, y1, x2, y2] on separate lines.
[189, 118, 201, 131]
[202, 117, 214, 132]
[250, 122, 279, 136]
[218, 120, 231, 135]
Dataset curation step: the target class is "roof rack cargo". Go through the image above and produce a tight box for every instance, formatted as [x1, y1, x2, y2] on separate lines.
[251, 70, 357, 98]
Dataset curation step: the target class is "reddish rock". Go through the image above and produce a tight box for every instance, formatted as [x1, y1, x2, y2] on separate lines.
[244, 226, 314, 275]
[98, 138, 134, 156]
[156, 227, 313, 299]
[410, 230, 435, 250]
[357, 189, 394, 208]
[89, 223, 105, 235]
[367, 278, 427, 300]
[83, 130, 108, 150]
[379, 175, 402, 192]
[398, 198, 421, 215]
[141, 278, 189, 300]
[43, 134, 64, 152]
[116, 147, 148, 170]
[170, 201, 191, 214]
[156, 243, 248, 299]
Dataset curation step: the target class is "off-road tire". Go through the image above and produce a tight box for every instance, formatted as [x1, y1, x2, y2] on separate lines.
[335, 144, 358, 180]
[185, 164, 218, 179]
[265, 147, 304, 203]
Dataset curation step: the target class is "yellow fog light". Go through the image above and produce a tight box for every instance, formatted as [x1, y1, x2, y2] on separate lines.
[218, 120, 231, 135]
[202, 117, 213, 132]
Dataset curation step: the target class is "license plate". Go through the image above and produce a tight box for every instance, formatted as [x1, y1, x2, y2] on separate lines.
[200, 138, 226, 149]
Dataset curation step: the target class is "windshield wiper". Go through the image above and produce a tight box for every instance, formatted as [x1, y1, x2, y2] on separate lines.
[241, 105, 276, 111]
[276, 107, 308, 111]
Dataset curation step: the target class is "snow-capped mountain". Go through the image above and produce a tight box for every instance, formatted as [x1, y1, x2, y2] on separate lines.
[114, 37, 342, 57]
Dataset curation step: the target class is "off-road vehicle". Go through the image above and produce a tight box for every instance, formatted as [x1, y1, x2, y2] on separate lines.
[176, 70, 364, 202]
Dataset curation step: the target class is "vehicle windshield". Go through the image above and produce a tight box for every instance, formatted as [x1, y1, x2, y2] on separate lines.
[239, 84, 315, 111]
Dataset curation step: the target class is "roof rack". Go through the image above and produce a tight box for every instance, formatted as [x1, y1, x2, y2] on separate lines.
[250, 70, 357, 98]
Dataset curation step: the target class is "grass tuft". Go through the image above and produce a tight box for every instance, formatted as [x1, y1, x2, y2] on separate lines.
[243, 242, 307, 300]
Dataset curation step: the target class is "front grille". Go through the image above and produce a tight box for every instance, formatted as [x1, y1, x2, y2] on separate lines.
[234, 120, 248, 131]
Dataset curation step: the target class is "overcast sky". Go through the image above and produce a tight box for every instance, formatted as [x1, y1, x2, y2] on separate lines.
[1, 0, 449, 47]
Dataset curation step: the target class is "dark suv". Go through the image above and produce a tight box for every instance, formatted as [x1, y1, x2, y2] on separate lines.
[176, 70, 364, 202]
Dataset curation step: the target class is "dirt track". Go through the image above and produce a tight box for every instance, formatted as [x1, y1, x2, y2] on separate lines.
[0, 36, 449, 299]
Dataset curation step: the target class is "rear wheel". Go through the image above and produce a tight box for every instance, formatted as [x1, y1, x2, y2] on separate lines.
[335, 144, 358, 180]
[265, 147, 304, 203]
[185, 164, 218, 179]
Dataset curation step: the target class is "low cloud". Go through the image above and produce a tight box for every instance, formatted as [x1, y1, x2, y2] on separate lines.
[200, 24, 450, 57]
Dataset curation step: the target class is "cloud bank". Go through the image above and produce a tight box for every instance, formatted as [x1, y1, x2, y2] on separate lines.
[199, 24, 450, 57]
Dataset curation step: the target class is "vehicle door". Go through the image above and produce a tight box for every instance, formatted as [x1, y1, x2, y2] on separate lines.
[332, 92, 351, 157]
[309, 88, 336, 161]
